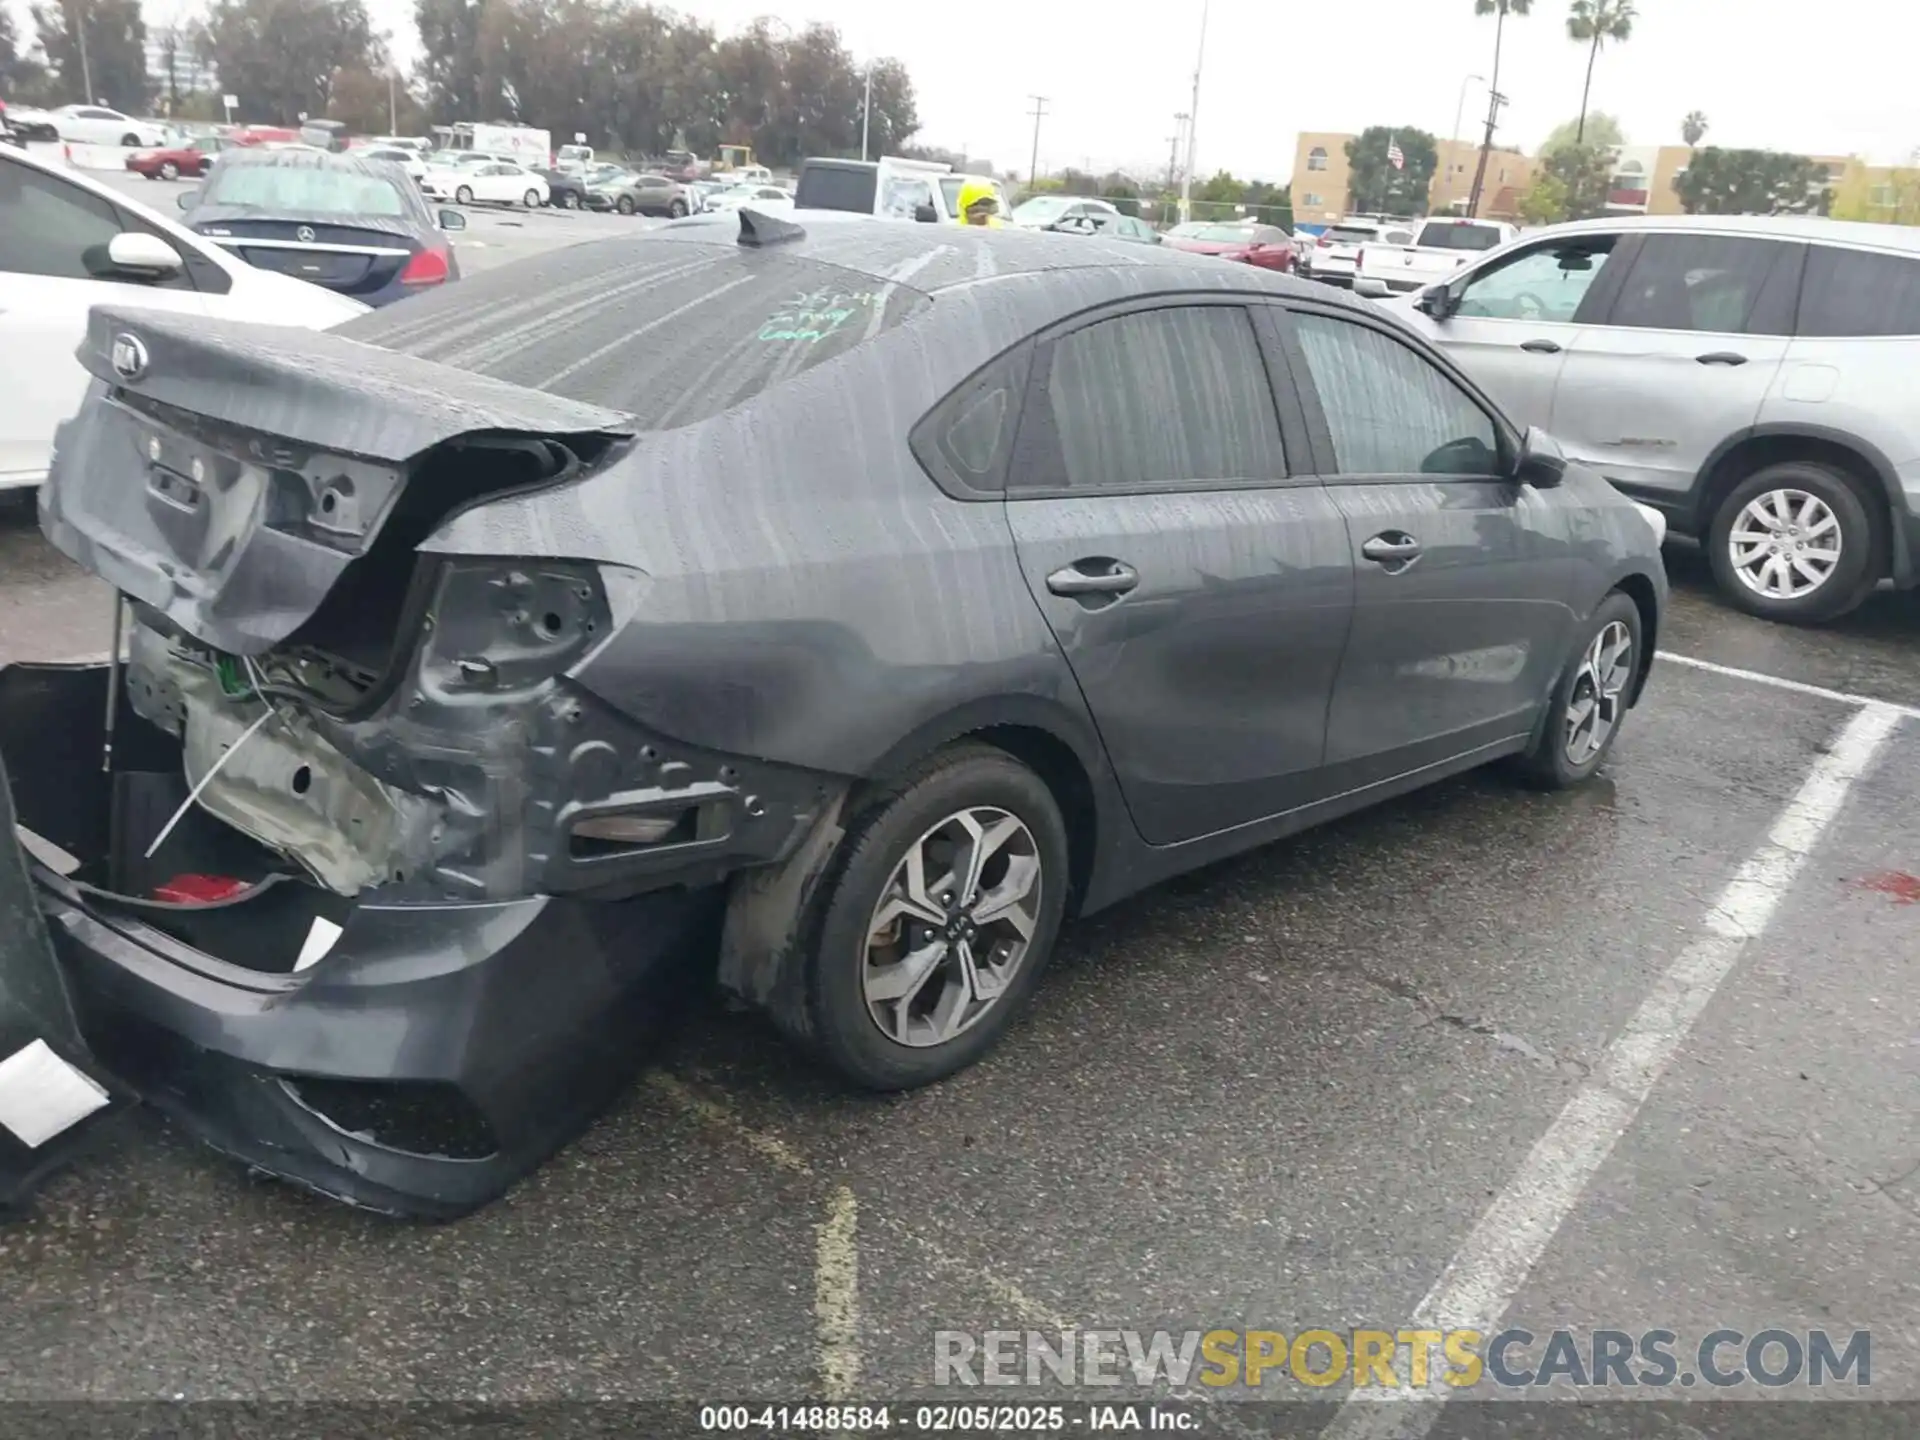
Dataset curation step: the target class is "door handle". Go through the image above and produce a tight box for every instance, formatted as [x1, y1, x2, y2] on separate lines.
[1361, 533, 1423, 566]
[1045, 559, 1139, 597]
[1519, 339, 1562, 354]
[1696, 351, 1748, 366]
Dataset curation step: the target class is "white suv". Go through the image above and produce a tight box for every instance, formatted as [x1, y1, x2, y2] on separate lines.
[0, 147, 365, 491]
[1299, 218, 1414, 287]
[1387, 214, 1920, 623]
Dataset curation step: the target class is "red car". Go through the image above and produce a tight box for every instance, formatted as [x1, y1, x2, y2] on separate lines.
[124, 134, 229, 180]
[1162, 221, 1295, 272]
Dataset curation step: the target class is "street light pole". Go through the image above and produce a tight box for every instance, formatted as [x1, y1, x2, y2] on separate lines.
[861, 62, 873, 161]
[1177, 0, 1209, 224]
[1443, 72, 1485, 212]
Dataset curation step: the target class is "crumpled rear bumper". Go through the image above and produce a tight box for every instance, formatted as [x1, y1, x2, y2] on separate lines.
[0, 662, 721, 1219]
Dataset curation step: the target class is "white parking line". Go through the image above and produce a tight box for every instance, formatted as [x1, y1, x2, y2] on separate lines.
[1322, 700, 1903, 1440]
[1658, 651, 1920, 720]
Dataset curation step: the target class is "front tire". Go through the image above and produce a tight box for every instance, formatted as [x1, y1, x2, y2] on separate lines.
[1514, 591, 1642, 790]
[158, 160, 179, 181]
[558, 190, 579, 209]
[616, 195, 636, 215]
[1707, 461, 1880, 624]
[792, 743, 1070, 1091]
[668, 199, 688, 218]
[524, 189, 542, 208]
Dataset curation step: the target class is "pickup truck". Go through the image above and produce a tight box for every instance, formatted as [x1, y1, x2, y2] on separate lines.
[1353, 217, 1518, 296]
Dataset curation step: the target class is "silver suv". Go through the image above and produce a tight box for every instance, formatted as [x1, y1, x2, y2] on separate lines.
[1385, 215, 1920, 623]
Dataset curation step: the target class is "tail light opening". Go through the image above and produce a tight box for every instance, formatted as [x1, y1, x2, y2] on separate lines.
[400, 245, 451, 286]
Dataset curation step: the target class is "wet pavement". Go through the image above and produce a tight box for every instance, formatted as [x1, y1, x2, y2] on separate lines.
[1, 500, 1917, 1424]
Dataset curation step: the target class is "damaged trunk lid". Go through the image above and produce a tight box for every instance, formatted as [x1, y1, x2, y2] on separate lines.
[42, 305, 635, 656]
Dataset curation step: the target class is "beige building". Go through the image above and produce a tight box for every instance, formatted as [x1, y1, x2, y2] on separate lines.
[1290, 132, 1536, 223]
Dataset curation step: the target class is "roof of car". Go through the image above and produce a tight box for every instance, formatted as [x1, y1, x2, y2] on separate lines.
[1526, 212, 1920, 254]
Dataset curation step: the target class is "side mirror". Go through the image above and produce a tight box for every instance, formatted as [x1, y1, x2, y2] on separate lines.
[1415, 285, 1455, 320]
[438, 208, 468, 231]
[102, 231, 186, 279]
[1352, 277, 1391, 300]
[913, 202, 939, 223]
[1515, 426, 1568, 488]
[175, 188, 200, 212]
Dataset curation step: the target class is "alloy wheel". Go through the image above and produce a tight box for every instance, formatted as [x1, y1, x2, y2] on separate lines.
[1564, 620, 1634, 767]
[1728, 488, 1841, 600]
[861, 807, 1043, 1049]
[159, 161, 178, 180]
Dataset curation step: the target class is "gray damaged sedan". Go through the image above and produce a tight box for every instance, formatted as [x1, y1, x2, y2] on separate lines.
[0, 210, 1666, 1218]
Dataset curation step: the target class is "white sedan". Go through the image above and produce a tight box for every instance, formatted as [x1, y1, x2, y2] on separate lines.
[703, 183, 794, 215]
[46, 104, 167, 147]
[0, 145, 365, 492]
[426, 160, 548, 208]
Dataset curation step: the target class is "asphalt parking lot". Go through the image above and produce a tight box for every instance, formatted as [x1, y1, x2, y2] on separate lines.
[2, 173, 1918, 1429]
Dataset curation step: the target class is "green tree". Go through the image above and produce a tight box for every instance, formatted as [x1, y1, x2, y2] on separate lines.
[1543, 142, 1613, 219]
[1673, 146, 1833, 215]
[202, 0, 385, 125]
[1681, 110, 1708, 147]
[1345, 126, 1438, 214]
[1518, 171, 1570, 224]
[413, 0, 491, 123]
[1566, 0, 1633, 145]
[1195, 168, 1244, 205]
[28, 0, 150, 110]
[1540, 111, 1622, 158]
[1468, 0, 1531, 212]
[1, 7, 46, 95]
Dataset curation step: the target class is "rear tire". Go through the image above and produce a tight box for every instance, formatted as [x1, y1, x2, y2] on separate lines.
[790, 743, 1070, 1091]
[158, 160, 179, 180]
[1513, 591, 1643, 791]
[120, 132, 140, 146]
[1706, 461, 1881, 624]
[559, 191, 579, 209]
[455, 185, 474, 205]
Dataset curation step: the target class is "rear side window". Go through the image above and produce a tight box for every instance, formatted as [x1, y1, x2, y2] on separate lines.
[1604, 233, 1798, 335]
[1293, 312, 1500, 477]
[1032, 305, 1286, 491]
[1416, 221, 1504, 251]
[795, 165, 877, 213]
[342, 241, 930, 429]
[1797, 246, 1920, 337]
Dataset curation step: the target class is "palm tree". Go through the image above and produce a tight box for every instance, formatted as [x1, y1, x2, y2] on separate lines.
[1681, 110, 1708, 148]
[1467, 0, 1531, 213]
[1567, 0, 1635, 145]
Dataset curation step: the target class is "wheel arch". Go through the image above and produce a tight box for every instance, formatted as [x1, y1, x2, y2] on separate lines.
[1692, 424, 1910, 583]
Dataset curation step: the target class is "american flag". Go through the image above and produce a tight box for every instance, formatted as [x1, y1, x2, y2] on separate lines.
[1387, 138, 1406, 171]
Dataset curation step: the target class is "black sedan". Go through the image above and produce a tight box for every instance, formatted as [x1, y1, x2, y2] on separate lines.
[539, 166, 591, 210]
[177, 148, 466, 307]
[0, 212, 1665, 1218]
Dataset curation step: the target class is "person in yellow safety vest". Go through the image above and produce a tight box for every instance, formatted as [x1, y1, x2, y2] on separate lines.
[956, 179, 1005, 227]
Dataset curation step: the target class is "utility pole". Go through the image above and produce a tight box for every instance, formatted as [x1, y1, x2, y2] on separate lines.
[1026, 95, 1049, 186]
[388, 69, 398, 134]
[1178, 0, 1209, 224]
[861, 63, 873, 161]
[1166, 114, 1186, 193]
[72, 0, 95, 105]
[1442, 72, 1484, 213]
[1465, 88, 1507, 218]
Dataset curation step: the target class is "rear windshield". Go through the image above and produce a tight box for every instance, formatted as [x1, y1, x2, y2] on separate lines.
[341, 240, 931, 428]
[202, 160, 411, 216]
[1416, 221, 1505, 251]
[795, 165, 877, 213]
[1326, 225, 1379, 242]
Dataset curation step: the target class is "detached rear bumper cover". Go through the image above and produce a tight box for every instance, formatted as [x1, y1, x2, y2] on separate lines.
[0, 664, 723, 1219]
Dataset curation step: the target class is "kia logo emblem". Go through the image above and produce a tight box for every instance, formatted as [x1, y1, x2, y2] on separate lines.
[296, 225, 316, 243]
[110, 333, 149, 382]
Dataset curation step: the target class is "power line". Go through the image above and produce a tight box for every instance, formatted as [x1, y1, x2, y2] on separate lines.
[1026, 95, 1050, 186]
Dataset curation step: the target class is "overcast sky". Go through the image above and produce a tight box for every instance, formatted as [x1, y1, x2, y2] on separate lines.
[19, 0, 1920, 175]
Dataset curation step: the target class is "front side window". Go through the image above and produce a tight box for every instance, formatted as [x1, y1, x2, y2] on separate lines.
[1455, 235, 1618, 322]
[1796, 245, 1920, 338]
[1038, 306, 1286, 491]
[0, 158, 124, 280]
[1293, 312, 1500, 477]
[1604, 233, 1794, 335]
